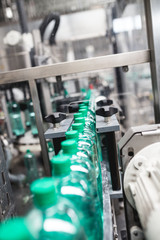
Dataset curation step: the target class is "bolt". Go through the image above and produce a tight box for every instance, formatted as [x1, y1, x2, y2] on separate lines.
[134, 231, 138, 236]
[147, 170, 151, 178]
[122, 65, 129, 72]
[104, 116, 110, 123]
[138, 162, 142, 166]
[2, 210, 6, 215]
[114, 233, 118, 239]
[119, 167, 122, 171]
[54, 123, 60, 129]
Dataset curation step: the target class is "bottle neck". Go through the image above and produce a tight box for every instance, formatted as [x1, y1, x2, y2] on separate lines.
[36, 198, 57, 212]
[52, 169, 70, 178]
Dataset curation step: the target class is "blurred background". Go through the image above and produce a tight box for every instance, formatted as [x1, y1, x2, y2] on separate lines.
[0, 0, 154, 222]
[0, 0, 154, 129]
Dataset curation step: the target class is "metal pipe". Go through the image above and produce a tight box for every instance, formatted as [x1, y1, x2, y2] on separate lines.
[16, 0, 28, 33]
[144, 0, 160, 123]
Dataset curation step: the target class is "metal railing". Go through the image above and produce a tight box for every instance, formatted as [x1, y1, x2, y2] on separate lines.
[0, 50, 151, 176]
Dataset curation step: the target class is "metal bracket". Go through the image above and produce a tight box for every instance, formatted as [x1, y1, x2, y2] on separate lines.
[97, 114, 121, 191]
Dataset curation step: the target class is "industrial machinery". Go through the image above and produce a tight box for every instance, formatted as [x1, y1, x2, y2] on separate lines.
[0, 0, 160, 240]
[119, 125, 160, 240]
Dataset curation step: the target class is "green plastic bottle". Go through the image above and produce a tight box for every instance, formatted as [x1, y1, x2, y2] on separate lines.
[74, 117, 97, 157]
[24, 150, 39, 184]
[79, 106, 88, 110]
[74, 117, 85, 125]
[63, 135, 103, 213]
[28, 178, 85, 240]
[0, 218, 33, 240]
[60, 139, 96, 187]
[73, 113, 83, 120]
[72, 123, 103, 208]
[72, 123, 97, 165]
[78, 99, 102, 165]
[78, 109, 95, 130]
[79, 102, 86, 107]
[65, 130, 103, 210]
[51, 155, 102, 240]
[65, 130, 79, 141]
[65, 130, 94, 163]
[28, 102, 38, 136]
[79, 108, 87, 117]
[82, 100, 89, 106]
[9, 102, 25, 137]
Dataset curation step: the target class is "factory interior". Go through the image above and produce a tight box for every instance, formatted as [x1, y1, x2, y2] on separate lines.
[0, 0, 159, 239]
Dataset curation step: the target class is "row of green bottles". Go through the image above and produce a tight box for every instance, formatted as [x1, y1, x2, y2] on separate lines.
[51, 153, 102, 239]
[0, 90, 103, 240]
[42, 90, 103, 239]
[72, 97, 103, 207]
[0, 178, 86, 240]
[46, 90, 103, 239]
[27, 178, 86, 240]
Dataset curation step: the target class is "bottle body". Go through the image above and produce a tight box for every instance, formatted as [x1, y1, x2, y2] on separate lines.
[28, 101, 38, 136]
[54, 172, 102, 240]
[24, 150, 39, 184]
[9, 102, 25, 137]
[26, 197, 85, 240]
[30, 112, 38, 136]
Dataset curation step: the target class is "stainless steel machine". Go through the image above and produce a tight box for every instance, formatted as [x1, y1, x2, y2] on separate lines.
[0, 0, 160, 240]
[119, 124, 160, 240]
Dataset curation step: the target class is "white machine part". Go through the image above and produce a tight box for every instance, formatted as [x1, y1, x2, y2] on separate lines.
[124, 142, 160, 240]
[3, 30, 32, 71]
[4, 30, 22, 46]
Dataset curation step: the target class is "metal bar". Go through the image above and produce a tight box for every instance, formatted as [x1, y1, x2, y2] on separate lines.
[0, 50, 150, 84]
[96, 115, 119, 133]
[144, 0, 160, 123]
[1, 95, 14, 140]
[16, 0, 29, 33]
[0, 139, 16, 221]
[28, 79, 51, 176]
[56, 75, 63, 94]
[45, 118, 73, 139]
[104, 132, 121, 190]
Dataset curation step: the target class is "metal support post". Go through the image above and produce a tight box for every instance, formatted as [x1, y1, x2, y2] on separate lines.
[144, 0, 160, 123]
[29, 80, 51, 176]
[56, 75, 64, 95]
[16, 0, 28, 33]
[104, 131, 120, 190]
[0, 140, 15, 221]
